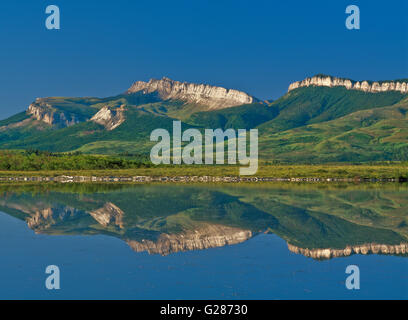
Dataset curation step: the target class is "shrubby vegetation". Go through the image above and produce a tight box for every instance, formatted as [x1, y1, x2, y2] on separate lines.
[0, 149, 151, 171]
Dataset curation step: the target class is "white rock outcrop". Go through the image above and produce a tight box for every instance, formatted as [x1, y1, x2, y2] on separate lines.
[90, 105, 126, 130]
[27, 99, 84, 127]
[288, 75, 408, 94]
[127, 77, 256, 110]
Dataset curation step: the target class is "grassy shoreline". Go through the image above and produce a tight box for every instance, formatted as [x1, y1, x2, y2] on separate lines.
[0, 164, 407, 180]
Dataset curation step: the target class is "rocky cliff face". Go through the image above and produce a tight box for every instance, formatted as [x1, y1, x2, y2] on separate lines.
[27, 98, 87, 128]
[288, 243, 408, 260]
[126, 224, 252, 255]
[288, 75, 408, 94]
[127, 77, 256, 110]
[90, 105, 126, 130]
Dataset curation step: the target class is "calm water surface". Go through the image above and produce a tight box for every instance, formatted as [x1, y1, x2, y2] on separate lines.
[0, 183, 407, 299]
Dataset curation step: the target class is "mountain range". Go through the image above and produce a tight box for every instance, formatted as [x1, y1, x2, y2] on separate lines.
[1, 74, 408, 163]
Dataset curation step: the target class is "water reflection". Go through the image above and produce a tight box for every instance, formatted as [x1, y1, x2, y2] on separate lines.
[0, 183, 407, 259]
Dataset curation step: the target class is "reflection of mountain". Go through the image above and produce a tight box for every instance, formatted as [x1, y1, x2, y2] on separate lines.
[127, 224, 252, 255]
[0, 183, 407, 259]
[27, 206, 83, 232]
[89, 202, 124, 229]
[288, 243, 408, 260]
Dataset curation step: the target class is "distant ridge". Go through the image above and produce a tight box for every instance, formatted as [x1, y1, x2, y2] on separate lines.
[288, 74, 408, 94]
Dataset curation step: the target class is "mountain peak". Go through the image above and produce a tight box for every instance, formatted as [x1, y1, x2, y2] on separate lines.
[288, 75, 408, 94]
[126, 77, 257, 109]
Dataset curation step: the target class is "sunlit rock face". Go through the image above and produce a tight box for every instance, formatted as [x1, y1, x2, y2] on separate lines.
[27, 99, 86, 128]
[288, 75, 408, 94]
[90, 105, 126, 130]
[126, 224, 253, 255]
[126, 77, 256, 110]
[287, 243, 408, 260]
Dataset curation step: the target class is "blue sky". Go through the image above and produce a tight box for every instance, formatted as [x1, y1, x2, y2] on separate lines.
[0, 0, 406, 119]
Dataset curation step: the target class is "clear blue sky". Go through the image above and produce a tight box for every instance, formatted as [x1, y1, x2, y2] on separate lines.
[0, 0, 406, 119]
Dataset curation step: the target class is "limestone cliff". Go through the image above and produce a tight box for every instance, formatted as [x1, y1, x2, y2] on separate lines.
[288, 243, 408, 260]
[126, 224, 252, 255]
[126, 77, 256, 109]
[27, 98, 87, 127]
[288, 75, 408, 94]
[90, 105, 126, 130]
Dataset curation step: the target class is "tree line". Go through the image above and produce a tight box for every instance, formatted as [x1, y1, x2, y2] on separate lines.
[0, 150, 151, 171]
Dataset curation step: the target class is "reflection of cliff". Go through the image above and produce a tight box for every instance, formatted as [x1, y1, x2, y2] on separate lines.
[26, 206, 83, 232]
[0, 198, 123, 232]
[25, 202, 124, 232]
[89, 202, 124, 228]
[288, 243, 408, 260]
[126, 224, 252, 255]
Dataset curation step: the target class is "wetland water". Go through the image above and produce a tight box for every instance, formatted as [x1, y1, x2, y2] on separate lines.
[0, 183, 407, 299]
